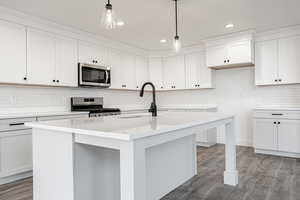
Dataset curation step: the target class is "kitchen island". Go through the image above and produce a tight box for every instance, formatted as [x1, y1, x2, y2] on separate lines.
[26, 111, 238, 200]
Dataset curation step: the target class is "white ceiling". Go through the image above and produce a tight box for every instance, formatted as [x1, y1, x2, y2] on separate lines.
[0, 0, 300, 51]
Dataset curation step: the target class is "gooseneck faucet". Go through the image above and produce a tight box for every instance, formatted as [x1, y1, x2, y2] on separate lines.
[140, 82, 157, 117]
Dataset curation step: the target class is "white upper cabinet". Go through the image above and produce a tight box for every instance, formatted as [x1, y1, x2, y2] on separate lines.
[163, 55, 185, 90]
[227, 40, 253, 65]
[27, 29, 56, 86]
[109, 50, 136, 90]
[122, 53, 136, 90]
[0, 20, 27, 84]
[78, 41, 108, 66]
[109, 50, 123, 89]
[148, 58, 164, 90]
[255, 35, 300, 86]
[206, 45, 228, 67]
[185, 52, 215, 89]
[55, 36, 78, 87]
[205, 33, 254, 69]
[135, 56, 148, 90]
[255, 40, 278, 85]
[278, 36, 300, 84]
[27, 29, 78, 87]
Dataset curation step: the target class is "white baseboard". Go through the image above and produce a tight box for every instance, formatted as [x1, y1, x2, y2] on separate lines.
[255, 149, 300, 158]
[196, 142, 216, 147]
[0, 171, 32, 185]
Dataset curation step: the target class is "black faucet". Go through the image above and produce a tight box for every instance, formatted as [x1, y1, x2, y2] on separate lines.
[140, 82, 157, 117]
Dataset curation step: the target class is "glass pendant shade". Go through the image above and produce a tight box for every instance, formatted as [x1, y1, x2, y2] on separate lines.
[173, 35, 181, 52]
[102, 3, 116, 29]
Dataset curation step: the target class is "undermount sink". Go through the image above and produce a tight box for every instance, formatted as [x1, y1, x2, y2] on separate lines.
[118, 115, 145, 119]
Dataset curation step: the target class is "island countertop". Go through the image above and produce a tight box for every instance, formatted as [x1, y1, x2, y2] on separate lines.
[26, 111, 233, 141]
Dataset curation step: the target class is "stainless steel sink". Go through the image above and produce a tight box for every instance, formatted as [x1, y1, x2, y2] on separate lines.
[119, 115, 145, 119]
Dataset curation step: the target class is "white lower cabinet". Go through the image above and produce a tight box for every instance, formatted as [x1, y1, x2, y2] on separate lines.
[253, 119, 277, 151]
[277, 120, 300, 154]
[253, 109, 300, 157]
[0, 130, 32, 179]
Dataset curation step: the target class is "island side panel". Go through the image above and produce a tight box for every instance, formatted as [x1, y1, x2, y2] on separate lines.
[32, 128, 74, 200]
[224, 119, 239, 186]
[145, 135, 197, 200]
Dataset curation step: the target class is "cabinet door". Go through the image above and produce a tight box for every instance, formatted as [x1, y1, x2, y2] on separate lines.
[109, 50, 123, 89]
[255, 40, 278, 85]
[55, 36, 78, 87]
[78, 41, 95, 65]
[227, 40, 253, 65]
[206, 45, 227, 67]
[79, 42, 108, 66]
[0, 130, 32, 177]
[278, 36, 300, 84]
[135, 56, 148, 90]
[121, 53, 136, 90]
[185, 53, 201, 89]
[163, 55, 185, 90]
[148, 58, 164, 90]
[27, 29, 56, 85]
[185, 52, 213, 89]
[278, 120, 300, 153]
[253, 119, 277, 151]
[0, 20, 27, 84]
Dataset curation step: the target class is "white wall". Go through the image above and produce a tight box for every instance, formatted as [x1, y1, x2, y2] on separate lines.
[0, 86, 151, 114]
[157, 67, 300, 146]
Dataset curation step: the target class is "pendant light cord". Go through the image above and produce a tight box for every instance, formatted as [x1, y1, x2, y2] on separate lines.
[108, 0, 110, 4]
[175, 0, 178, 37]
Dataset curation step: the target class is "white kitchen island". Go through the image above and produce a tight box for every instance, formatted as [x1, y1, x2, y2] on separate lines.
[26, 111, 238, 200]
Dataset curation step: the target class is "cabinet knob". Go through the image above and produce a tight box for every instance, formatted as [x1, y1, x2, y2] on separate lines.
[275, 79, 278, 82]
[224, 60, 226, 63]
[273, 122, 276, 124]
[161, 86, 163, 89]
[227, 59, 230, 63]
[278, 122, 281, 124]
[136, 86, 139, 88]
[23, 77, 27, 81]
[53, 80, 56, 82]
[56, 80, 59, 83]
[278, 79, 282, 82]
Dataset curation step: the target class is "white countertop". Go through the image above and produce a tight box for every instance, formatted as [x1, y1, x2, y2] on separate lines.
[0, 111, 89, 120]
[119, 104, 218, 112]
[26, 111, 232, 141]
[254, 106, 300, 111]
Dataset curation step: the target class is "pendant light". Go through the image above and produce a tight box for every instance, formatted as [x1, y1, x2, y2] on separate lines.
[102, 0, 116, 29]
[173, 0, 181, 52]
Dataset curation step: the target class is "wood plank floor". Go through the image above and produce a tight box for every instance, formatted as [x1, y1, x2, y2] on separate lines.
[0, 145, 300, 200]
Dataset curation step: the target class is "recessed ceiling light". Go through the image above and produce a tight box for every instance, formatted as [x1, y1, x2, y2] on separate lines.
[116, 21, 125, 26]
[160, 39, 167, 43]
[225, 23, 234, 29]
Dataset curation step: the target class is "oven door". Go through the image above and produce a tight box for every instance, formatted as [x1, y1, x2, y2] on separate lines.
[79, 63, 111, 87]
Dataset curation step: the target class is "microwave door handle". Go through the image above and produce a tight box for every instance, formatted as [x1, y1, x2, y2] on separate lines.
[105, 70, 108, 83]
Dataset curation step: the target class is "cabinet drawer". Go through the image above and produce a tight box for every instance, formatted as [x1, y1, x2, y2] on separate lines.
[254, 110, 300, 120]
[0, 117, 36, 132]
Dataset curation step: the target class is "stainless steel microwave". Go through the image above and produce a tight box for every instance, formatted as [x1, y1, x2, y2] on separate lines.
[78, 63, 111, 88]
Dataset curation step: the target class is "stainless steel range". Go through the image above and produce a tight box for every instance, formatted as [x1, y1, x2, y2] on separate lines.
[71, 97, 120, 117]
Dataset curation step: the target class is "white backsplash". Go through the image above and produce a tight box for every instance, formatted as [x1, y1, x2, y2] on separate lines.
[0, 85, 151, 114]
[158, 67, 300, 146]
